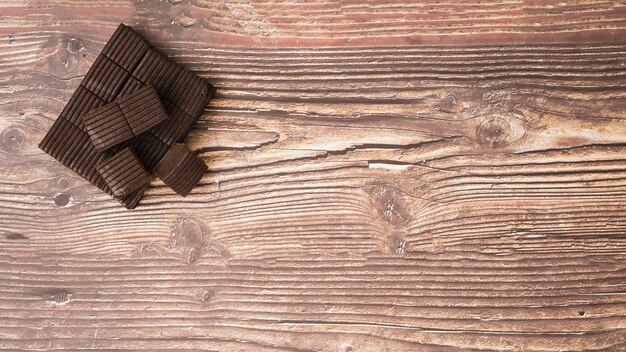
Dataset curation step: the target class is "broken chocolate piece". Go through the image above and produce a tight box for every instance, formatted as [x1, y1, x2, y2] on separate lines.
[97, 147, 151, 198]
[83, 102, 133, 151]
[154, 144, 207, 197]
[83, 85, 168, 151]
[117, 85, 168, 135]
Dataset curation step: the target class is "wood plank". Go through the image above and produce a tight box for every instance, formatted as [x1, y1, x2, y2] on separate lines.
[1, 0, 625, 350]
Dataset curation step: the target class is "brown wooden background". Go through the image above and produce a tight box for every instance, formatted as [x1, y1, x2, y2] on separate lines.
[1, 1, 626, 351]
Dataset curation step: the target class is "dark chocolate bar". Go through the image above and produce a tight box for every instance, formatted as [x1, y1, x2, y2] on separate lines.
[154, 144, 207, 197]
[96, 147, 151, 198]
[39, 23, 214, 208]
[83, 85, 168, 151]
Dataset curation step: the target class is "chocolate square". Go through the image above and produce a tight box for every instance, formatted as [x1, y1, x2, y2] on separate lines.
[97, 147, 151, 198]
[167, 69, 212, 116]
[83, 102, 134, 152]
[120, 184, 149, 209]
[117, 85, 168, 135]
[152, 99, 197, 145]
[40, 118, 108, 188]
[132, 49, 179, 94]
[101, 24, 150, 72]
[132, 48, 215, 116]
[154, 144, 207, 197]
[132, 132, 170, 171]
[82, 55, 130, 102]
[82, 85, 168, 151]
[61, 86, 106, 129]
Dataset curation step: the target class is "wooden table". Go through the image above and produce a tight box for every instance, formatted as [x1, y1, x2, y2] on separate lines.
[1, 1, 626, 351]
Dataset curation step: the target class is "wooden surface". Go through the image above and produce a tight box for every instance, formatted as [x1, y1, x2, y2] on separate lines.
[1, 1, 626, 351]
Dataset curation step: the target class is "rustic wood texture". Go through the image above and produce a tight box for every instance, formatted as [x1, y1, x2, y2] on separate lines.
[1, 1, 626, 351]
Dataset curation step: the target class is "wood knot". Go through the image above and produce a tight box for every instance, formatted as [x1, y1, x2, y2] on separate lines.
[5, 232, 28, 240]
[201, 289, 214, 302]
[393, 238, 407, 254]
[47, 35, 83, 77]
[56, 177, 69, 190]
[132, 218, 228, 263]
[47, 290, 71, 305]
[54, 193, 70, 206]
[437, 93, 461, 113]
[370, 185, 410, 226]
[387, 232, 408, 255]
[370, 185, 415, 255]
[339, 342, 354, 352]
[176, 15, 198, 27]
[66, 38, 83, 53]
[476, 117, 512, 148]
[1, 126, 26, 152]
[171, 217, 210, 264]
[172, 218, 208, 248]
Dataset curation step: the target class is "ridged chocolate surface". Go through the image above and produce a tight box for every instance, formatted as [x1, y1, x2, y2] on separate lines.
[153, 99, 196, 145]
[83, 85, 167, 152]
[82, 55, 130, 102]
[60, 86, 106, 129]
[83, 102, 133, 152]
[154, 144, 207, 197]
[132, 132, 171, 171]
[97, 147, 151, 198]
[101, 24, 150, 72]
[117, 85, 168, 135]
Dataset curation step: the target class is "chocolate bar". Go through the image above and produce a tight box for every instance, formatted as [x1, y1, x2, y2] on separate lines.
[83, 85, 168, 151]
[96, 147, 151, 198]
[39, 23, 214, 208]
[154, 144, 207, 197]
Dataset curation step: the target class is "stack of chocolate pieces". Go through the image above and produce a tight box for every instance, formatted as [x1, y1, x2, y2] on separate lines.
[39, 24, 213, 208]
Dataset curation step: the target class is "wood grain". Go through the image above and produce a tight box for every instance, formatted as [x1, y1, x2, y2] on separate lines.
[1, 0, 626, 351]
